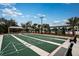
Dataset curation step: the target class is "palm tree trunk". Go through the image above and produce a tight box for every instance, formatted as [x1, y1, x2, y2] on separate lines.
[72, 26, 75, 36]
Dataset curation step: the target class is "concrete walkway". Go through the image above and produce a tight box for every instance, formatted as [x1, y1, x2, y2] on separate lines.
[0, 35, 3, 51]
[49, 39, 69, 56]
[21, 34, 61, 46]
[72, 38, 79, 56]
[11, 34, 49, 56]
[49, 38, 79, 56]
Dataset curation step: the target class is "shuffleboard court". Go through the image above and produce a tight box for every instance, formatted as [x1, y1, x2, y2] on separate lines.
[0, 35, 39, 56]
[0, 33, 68, 56]
[15, 34, 58, 53]
[23, 33, 65, 44]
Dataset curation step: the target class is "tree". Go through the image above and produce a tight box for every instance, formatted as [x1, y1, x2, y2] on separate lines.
[42, 24, 50, 34]
[38, 24, 41, 33]
[61, 27, 66, 35]
[0, 18, 18, 33]
[53, 27, 58, 35]
[8, 19, 18, 26]
[66, 17, 79, 36]
[25, 21, 32, 32]
[21, 23, 26, 28]
[32, 23, 38, 33]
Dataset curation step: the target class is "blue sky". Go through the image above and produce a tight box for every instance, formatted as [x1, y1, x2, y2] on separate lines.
[0, 3, 79, 26]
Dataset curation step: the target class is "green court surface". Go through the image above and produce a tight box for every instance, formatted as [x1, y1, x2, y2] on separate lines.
[23, 33, 65, 44]
[15, 35, 58, 53]
[0, 35, 39, 56]
[0, 33, 66, 56]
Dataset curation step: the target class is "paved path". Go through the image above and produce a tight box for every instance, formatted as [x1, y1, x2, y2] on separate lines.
[72, 38, 79, 56]
[49, 38, 79, 56]
[0, 35, 3, 51]
[11, 34, 49, 56]
[21, 34, 61, 46]
[49, 39, 69, 56]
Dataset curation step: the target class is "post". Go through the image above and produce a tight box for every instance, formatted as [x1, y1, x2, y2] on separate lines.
[8, 27, 10, 34]
[40, 16, 44, 34]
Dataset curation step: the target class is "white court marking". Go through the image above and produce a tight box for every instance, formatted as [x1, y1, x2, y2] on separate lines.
[11, 34, 49, 56]
[0, 42, 11, 55]
[0, 35, 3, 51]
[3, 48, 25, 55]
[21, 34, 61, 46]
[49, 38, 70, 56]
[31, 33, 66, 41]
[12, 43, 18, 51]
[1, 42, 11, 52]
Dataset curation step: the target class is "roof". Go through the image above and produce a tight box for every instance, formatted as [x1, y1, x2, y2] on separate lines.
[9, 26, 23, 29]
[50, 24, 69, 28]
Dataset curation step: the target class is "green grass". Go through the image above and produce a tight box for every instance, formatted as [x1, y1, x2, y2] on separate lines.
[23, 34, 65, 44]
[15, 35, 58, 53]
[1, 35, 39, 56]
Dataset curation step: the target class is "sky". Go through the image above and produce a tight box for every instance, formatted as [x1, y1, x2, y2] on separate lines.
[0, 3, 79, 26]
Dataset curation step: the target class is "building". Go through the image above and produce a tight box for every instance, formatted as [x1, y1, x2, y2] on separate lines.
[8, 26, 24, 33]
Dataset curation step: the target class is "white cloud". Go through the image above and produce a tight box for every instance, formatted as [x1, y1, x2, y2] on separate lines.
[52, 20, 67, 26]
[12, 7, 17, 10]
[0, 3, 24, 17]
[33, 16, 38, 19]
[22, 15, 25, 17]
[43, 18, 47, 20]
[0, 3, 16, 7]
[1, 8, 22, 17]
[63, 20, 68, 23]
[53, 20, 60, 23]
[37, 14, 46, 17]
[2, 14, 6, 17]
[64, 3, 71, 4]
[25, 15, 30, 18]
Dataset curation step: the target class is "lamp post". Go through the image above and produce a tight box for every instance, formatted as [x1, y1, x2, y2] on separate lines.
[39, 15, 45, 34]
[8, 27, 10, 34]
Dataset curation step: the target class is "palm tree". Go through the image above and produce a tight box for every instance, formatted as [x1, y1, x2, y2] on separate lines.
[53, 27, 58, 35]
[25, 21, 32, 32]
[61, 27, 66, 35]
[31, 23, 38, 33]
[42, 24, 47, 33]
[21, 23, 26, 28]
[8, 19, 18, 26]
[45, 24, 50, 34]
[38, 24, 41, 33]
[42, 24, 50, 34]
[66, 17, 79, 36]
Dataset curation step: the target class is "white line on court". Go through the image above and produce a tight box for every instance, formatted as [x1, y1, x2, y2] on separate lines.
[11, 34, 49, 56]
[21, 34, 61, 46]
[48, 45, 62, 56]
[30, 33, 66, 41]
[0, 42, 12, 55]
[3, 48, 25, 56]
[1, 42, 11, 52]
[35, 33, 70, 39]
[12, 43, 18, 51]
[0, 35, 3, 51]
[48, 39, 70, 56]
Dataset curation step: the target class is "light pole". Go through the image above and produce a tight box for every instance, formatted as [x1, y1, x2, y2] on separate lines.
[39, 15, 45, 34]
